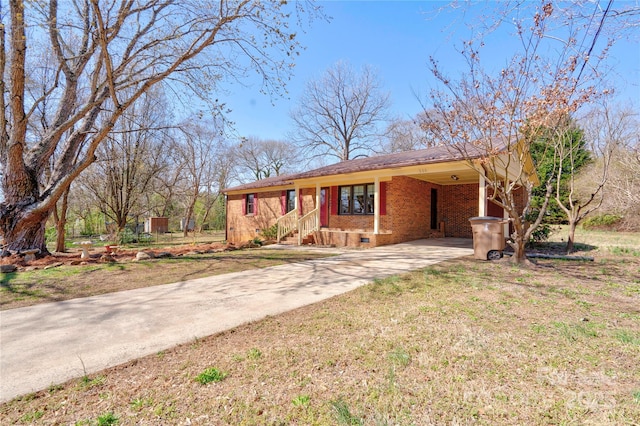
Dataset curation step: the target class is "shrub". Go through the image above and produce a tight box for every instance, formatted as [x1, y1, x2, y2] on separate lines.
[118, 228, 136, 244]
[528, 222, 552, 246]
[261, 224, 278, 240]
[582, 214, 622, 230]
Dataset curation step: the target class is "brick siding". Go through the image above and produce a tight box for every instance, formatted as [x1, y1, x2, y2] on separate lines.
[441, 183, 479, 238]
[226, 190, 283, 243]
[227, 179, 489, 246]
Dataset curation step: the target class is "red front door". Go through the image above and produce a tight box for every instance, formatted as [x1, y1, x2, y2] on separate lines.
[320, 187, 328, 227]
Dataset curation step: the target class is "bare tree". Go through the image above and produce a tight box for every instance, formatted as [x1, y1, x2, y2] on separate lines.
[377, 114, 438, 154]
[175, 120, 228, 237]
[199, 146, 234, 232]
[290, 61, 391, 161]
[0, 0, 320, 253]
[78, 91, 169, 234]
[579, 104, 640, 230]
[234, 136, 296, 182]
[421, 1, 623, 263]
[549, 120, 609, 253]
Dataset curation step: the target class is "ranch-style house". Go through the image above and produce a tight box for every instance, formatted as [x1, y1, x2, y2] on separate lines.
[223, 143, 536, 248]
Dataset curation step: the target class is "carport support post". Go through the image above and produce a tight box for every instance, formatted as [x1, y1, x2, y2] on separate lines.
[294, 184, 300, 219]
[374, 177, 380, 234]
[478, 166, 487, 217]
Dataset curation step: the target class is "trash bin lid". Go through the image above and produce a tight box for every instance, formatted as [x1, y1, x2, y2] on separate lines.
[469, 216, 504, 222]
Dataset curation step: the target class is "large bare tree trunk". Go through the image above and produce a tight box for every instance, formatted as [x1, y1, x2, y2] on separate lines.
[0, 1, 315, 252]
[0, 204, 50, 254]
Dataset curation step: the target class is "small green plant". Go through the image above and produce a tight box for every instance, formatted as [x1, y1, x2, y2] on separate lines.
[48, 383, 64, 393]
[531, 323, 546, 333]
[130, 397, 154, 411]
[261, 224, 278, 240]
[331, 399, 363, 426]
[292, 394, 311, 407]
[96, 412, 118, 426]
[78, 375, 106, 390]
[153, 401, 177, 418]
[20, 411, 44, 422]
[633, 390, 640, 404]
[195, 367, 228, 384]
[388, 347, 411, 367]
[247, 347, 262, 360]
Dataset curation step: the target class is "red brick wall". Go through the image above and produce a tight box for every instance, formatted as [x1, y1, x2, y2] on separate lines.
[227, 189, 320, 243]
[226, 190, 284, 243]
[324, 177, 444, 245]
[227, 179, 487, 244]
[327, 184, 391, 230]
[300, 188, 316, 216]
[441, 183, 479, 238]
[387, 176, 443, 243]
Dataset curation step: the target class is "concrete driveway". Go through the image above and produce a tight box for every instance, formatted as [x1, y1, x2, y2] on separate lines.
[0, 238, 472, 403]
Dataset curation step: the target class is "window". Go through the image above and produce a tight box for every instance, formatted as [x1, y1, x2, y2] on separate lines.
[339, 184, 375, 215]
[286, 190, 296, 213]
[246, 193, 255, 215]
[339, 186, 351, 214]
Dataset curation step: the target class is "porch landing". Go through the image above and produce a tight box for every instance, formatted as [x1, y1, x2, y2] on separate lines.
[265, 237, 473, 252]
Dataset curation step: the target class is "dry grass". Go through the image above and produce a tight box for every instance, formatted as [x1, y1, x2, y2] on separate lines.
[1, 236, 639, 425]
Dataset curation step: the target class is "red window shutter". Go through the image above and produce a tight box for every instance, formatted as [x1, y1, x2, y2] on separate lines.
[299, 189, 304, 215]
[254, 193, 259, 215]
[330, 186, 338, 216]
[241, 195, 247, 215]
[281, 191, 286, 215]
[380, 182, 387, 215]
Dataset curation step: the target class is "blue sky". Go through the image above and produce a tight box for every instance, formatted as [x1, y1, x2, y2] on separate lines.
[222, 1, 640, 142]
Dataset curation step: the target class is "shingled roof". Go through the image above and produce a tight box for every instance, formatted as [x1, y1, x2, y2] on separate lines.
[224, 142, 498, 193]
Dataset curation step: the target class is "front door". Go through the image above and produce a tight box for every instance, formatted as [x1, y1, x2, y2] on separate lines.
[320, 187, 329, 227]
